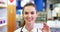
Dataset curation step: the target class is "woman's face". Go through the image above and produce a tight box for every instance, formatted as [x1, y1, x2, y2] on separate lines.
[23, 6, 37, 24]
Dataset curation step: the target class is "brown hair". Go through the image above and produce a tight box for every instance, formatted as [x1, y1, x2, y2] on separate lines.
[22, 2, 37, 14]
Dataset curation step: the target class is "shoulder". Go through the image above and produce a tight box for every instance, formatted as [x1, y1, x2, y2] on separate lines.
[14, 27, 22, 32]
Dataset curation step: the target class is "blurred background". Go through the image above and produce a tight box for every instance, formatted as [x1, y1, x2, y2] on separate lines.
[0, 0, 60, 32]
[16, 0, 60, 32]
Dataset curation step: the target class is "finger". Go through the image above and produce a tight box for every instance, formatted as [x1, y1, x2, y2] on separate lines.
[43, 25, 49, 29]
[42, 28, 50, 32]
[43, 22, 48, 27]
[43, 22, 50, 30]
[43, 22, 47, 26]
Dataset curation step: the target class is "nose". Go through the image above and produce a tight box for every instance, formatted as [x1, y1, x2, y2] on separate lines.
[28, 14, 32, 18]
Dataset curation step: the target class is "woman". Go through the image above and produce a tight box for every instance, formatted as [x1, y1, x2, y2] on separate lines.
[14, 3, 50, 32]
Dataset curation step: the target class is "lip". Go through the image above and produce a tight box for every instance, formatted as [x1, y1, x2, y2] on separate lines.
[27, 18, 32, 22]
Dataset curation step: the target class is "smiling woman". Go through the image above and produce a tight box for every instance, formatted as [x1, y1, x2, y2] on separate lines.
[14, 3, 50, 32]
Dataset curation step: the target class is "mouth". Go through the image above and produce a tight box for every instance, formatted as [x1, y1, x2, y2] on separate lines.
[27, 18, 33, 22]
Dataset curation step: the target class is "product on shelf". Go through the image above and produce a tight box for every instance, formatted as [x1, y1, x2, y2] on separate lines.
[0, 19, 5, 24]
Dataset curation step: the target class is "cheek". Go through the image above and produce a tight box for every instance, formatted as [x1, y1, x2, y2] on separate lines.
[23, 15, 28, 19]
[32, 15, 37, 19]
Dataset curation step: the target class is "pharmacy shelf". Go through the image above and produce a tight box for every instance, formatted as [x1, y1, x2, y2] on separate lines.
[0, 23, 7, 28]
[0, 6, 7, 8]
[0, 5, 7, 8]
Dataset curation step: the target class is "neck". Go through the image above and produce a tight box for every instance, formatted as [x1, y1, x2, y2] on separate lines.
[25, 23, 34, 31]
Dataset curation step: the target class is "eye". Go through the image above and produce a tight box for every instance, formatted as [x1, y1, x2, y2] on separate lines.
[25, 12, 28, 15]
[31, 11, 34, 14]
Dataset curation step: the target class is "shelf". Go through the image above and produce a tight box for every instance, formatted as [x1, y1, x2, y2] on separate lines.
[0, 6, 7, 8]
[0, 5, 7, 8]
[0, 23, 7, 28]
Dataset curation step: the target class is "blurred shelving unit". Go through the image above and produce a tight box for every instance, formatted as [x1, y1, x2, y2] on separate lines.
[35, 11, 47, 23]
[0, 17, 7, 28]
[0, 3, 7, 27]
[0, 8, 7, 32]
[0, 5, 7, 8]
[0, 23, 7, 28]
[0, 0, 7, 8]
[0, 0, 7, 32]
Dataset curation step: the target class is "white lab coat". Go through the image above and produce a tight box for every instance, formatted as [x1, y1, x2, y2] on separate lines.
[14, 23, 42, 32]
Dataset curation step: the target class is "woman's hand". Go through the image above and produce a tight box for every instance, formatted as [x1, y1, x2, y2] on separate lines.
[39, 22, 50, 32]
